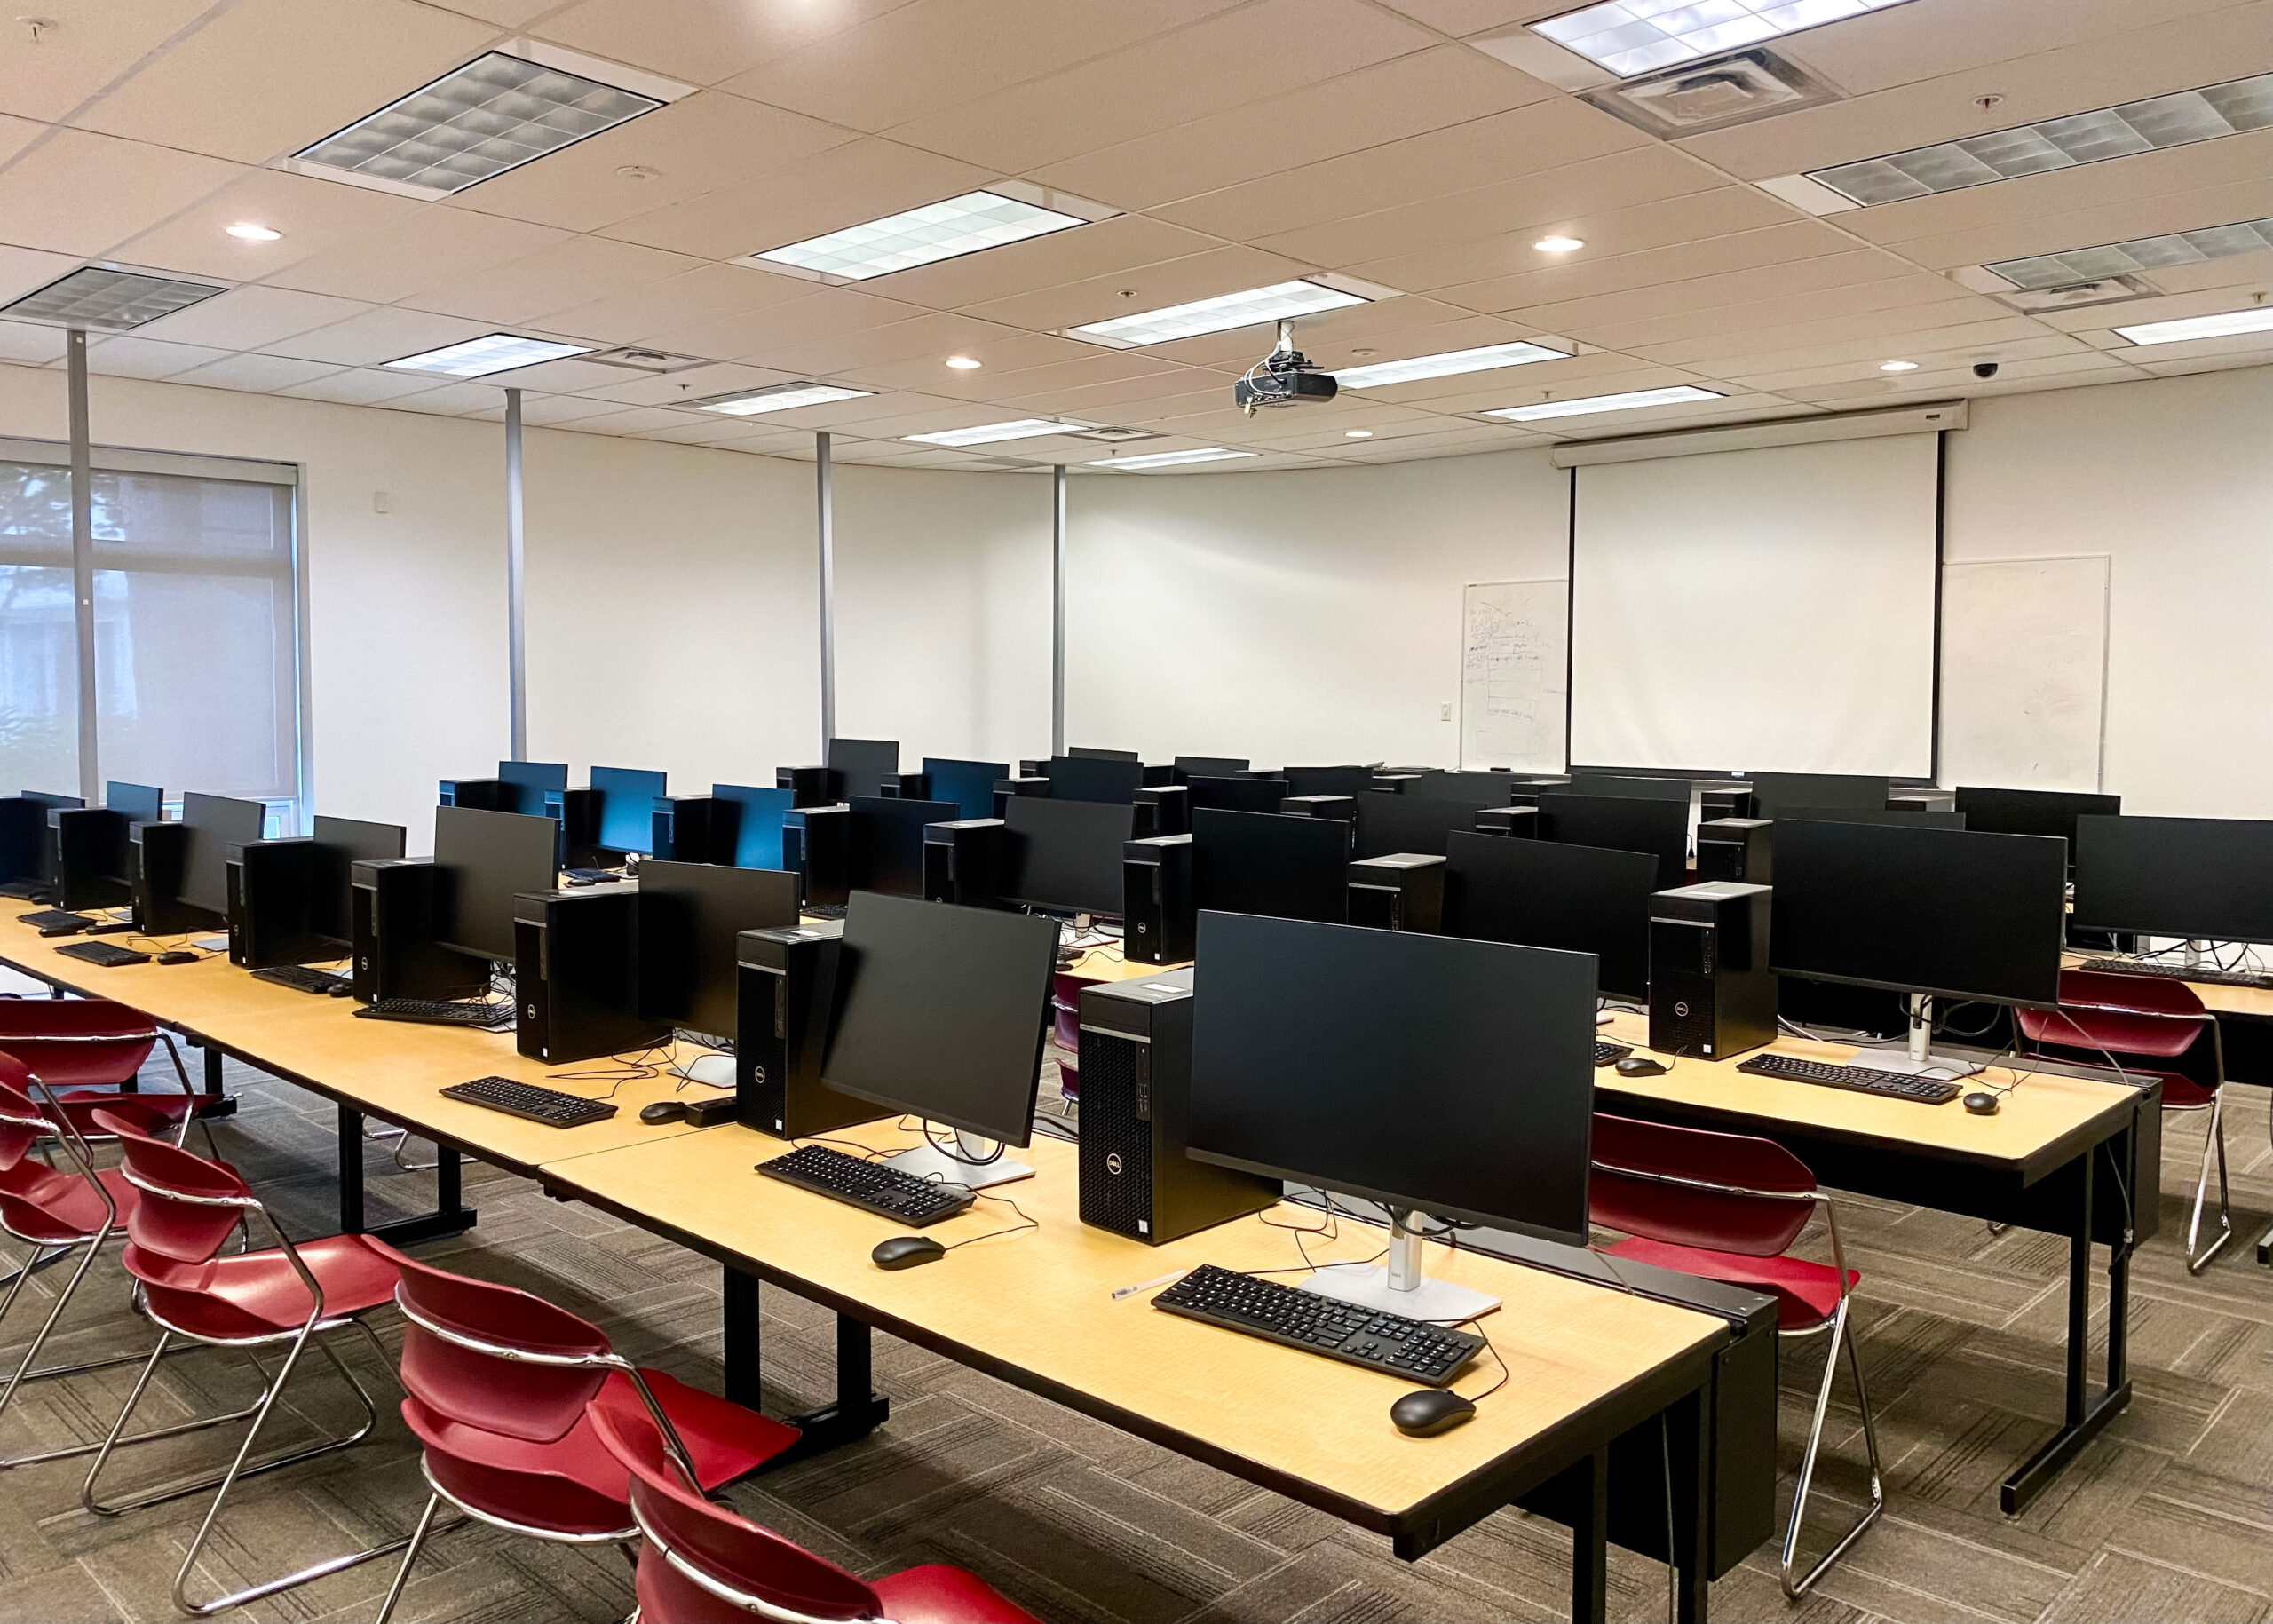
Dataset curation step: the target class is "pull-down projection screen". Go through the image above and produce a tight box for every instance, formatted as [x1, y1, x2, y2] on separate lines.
[1568, 433, 1939, 777]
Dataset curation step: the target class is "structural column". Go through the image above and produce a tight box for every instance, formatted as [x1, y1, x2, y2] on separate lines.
[504, 387, 527, 761]
[66, 329, 98, 803]
[1051, 463, 1067, 757]
[816, 431, 836, 754]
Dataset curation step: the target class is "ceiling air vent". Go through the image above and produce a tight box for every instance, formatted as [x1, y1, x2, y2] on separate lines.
[1984, 275, 2160, 314]
[584, 347, 709, 373]
[1586, 49, 1840, 139]
[1064, 425, 1162, 443]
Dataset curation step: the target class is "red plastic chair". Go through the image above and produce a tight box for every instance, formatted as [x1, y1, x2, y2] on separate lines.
[0, 998, 206, 1148]
[77, 1110, 413, 1617]
[1049, 970, 1084, 1104]
[591, 1401, 1042, 1624]
[2018, 968, 2229, 1271]
[374, 1255, 800, 1623]
[1590, 1113, 1882, 1599]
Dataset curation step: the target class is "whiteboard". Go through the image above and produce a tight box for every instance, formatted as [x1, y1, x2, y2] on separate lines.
[1939, 555, 2108, 791]
[1461, 579, 1567, 771]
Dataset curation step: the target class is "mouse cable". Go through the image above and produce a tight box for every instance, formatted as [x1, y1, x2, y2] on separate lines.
[1453, 1328, 1511, 1405]
[936, 1188, 1040, 1253]
[550, 1042, 672, 1097]
[921, 1119, 1004, 1166]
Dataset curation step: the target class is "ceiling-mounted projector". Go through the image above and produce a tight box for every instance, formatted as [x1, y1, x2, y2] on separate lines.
[1234, 321, 1337, 415]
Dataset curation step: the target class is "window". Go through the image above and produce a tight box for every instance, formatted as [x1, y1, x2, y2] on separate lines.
[0, 442, 302, 821]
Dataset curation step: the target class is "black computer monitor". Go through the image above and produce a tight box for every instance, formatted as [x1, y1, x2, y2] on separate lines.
[22, 790, 83, 809]
[821, 893, 1057, 1147]
[1192, 809, 1349, 924]
[1353, 790, 1488, 859]
[922, 757, 1008, 821]
[1283, 765, 1374, 798]
[827, 738, 899, 799]
[1751, 772, 1889, 819]
[1175, 756, 1249, 780]
[1441, 831, 1654, 1002]
[590, 765, 666, 855]
[1535, 792, 1689, 891]
[1770, 820, 2065, 1008]
[1954, 787, 2120, 864]
[106, 782, 163, 824]
[307, 815, 406, 943]
[1565, 774, 1691, 802]
[180, 793, 266, 915]
[2072, 816, 2273, 945]
[433, 804, 558, 963]
[712, 784, 791, 870]
[1405, 770, 1517, 804]
[845, 796, 957, 897]
[1046, 754, 1143, 804]
[1786, 806, 1967, 829]
[1188, 911, 1596, 1246]
[497, 759, 567, 815]
[637, 860, 800, 1039]
[1000, 796, 1133, 916]
[1067, 746, 1139, 761]
[1186, 775, 1289, 814]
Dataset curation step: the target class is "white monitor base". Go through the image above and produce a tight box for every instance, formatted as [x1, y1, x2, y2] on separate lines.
[677, 1053, 736, 1089]
[882, 1143, 1034, 1191]
[1302, 1262, 1500, 1324]
[1868, 1051, 1985, 1081]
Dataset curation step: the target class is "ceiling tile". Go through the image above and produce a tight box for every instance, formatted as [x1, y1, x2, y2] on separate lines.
[0, 128, 242, 257]
[1430, 218, 1857, 314]
[1501, 248, 1918, 335]
[567, 360, 811, 405]
[513, 391, 638, 424]
[0, 244, 85, 305]
[953, 244, 1314, 335]
[537, 261, 817, 346]
[1570, 272, 1977, 352]
[169, 352, 346, 391]
[405, 236, 702, 326]
[0, 113, 43, 169]
[0, 322, 69, 364]
[861, 215, 1220, 314]
[1879, 176, 2273, 274]
[749, 314, 1085, 381]
[532, 0, 922, 88]
[995, 364, 1224, 416]
[105, 167, 424, 281]
[0, 1, 215, 125]
[83, 335, 234, 379]
[634, 286, 927, 363]
[257, 305, 503, 365]
[261, 210, 567, 304]
[274, 367, 449, 405]
[1373, 1, 1551, 35]
[1638, 312, 2050, 373]
[135, 283, 375, 350]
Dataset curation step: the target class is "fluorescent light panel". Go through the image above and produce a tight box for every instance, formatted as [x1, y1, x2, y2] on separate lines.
[1087, 448, 1257, 470]
[1810, 74, 2273, 206]
[1487, 384, 1722, 421]
[688, 382, 871, 416]
[1532, 0, 1916, 80]
[385, 333, 594, 377]
[906, 418, 1092, 448]
[750, 190, 1088, 282]
[1986, 218, 2273, 290]
[0, 265, 227, 330]
[294, 51, 661, 196]
[1070, 281, 1364, 347]
[2112, 306, 2273, 345]
[1335, 339, 1567, 388]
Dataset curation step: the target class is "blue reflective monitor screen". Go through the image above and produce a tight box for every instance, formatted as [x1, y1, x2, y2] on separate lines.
[591, 766, 667, 854]
[922, 758, 1008, 821]
[713, 783, 792, 871]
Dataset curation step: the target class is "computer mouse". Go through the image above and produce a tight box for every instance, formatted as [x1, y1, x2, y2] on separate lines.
[328, 982, 352, 997]
[1390, 1388, 1477, 1438]
[1614, 1056, 1667, 1078]
[1963, 1091, 2000, 1116]
[638, 1100, 687, 1125]
[155, 950, 199, 965]
[872, 1235, 946, 1271]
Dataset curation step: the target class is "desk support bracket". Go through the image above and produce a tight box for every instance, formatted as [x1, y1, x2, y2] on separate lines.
[335, 1105, 477, 1248]
[189, 1040, 237, 1119]
[724, 1267, 890, 1467]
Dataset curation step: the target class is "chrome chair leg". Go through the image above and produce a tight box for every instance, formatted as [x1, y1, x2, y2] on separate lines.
[2184, 1091, 2233, 1274]
[373, 1493, 444, 1624]
[1779, 1299, 1885, 1598]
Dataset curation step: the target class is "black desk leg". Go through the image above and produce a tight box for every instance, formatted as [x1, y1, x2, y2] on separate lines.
[747, 1287, 891, 1470]
[193, 1042, 237, 1119]
[2003, 1136, 2132, 1512]
[1675, 1396, 1713, 1624]
[1571, 1445, 1610, 1624]
[723, 1264, 763, 1409]
[335, 1104, 477, 1247]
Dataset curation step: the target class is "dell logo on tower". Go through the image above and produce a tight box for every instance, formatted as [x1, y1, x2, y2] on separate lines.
[1105, 1153, 1123, 1176]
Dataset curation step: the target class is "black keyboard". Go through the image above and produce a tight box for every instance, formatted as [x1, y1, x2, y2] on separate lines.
[253, 964, 352, 995]
[561, 867, 623, 884]
[357, 999, 517, 1031]
[1152, 1264, 1485, 1387]
[803, 904, 848, 920]
[2078, 957, 2273, 990]
[756, 1143, 974, 1226]
[1737, 1051, 1962, 1104]
[0, 880, 53, 902]
[55, 940, 151, 968]
[1593, 1041, 1632, 1066]
[439, 1075, 616, 1127]
[20, 908, 93, 935]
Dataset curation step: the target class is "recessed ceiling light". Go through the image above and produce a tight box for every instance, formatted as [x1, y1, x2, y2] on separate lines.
[1532, 236, 1585, 252]
[944, 355, 983, 370]
[686, 381, 873, 416]
[906, 417, 1095, 448]
[0, 265, 228, 330]
[1879, 360, 1919, 372]
[288, 48, 680, 199]
[2112, 305, 2273, 345]
[384, 333, 595, 378]
[1984, 217, 2273, 289]
[1069, 280, 1366, 348]
[1335, 339, 1568, 389]
[1086, 448, 1258, 470]
[745, 191, 1091, 284]
[1485, 385, 1723, 422]
[1531, 0, 1919, 80]
[1345, 430, 1374, 438]
[1808, 74, 2273, 206]
[224, 222, 282, 242]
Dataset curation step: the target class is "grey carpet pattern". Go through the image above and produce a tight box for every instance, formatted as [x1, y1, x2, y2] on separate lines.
[0, 1049, 2264, 1624]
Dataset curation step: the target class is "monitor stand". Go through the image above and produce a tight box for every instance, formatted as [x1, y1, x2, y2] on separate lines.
[1302, 1208, 1500, 1324]
[1867, 993, 1987, 1080]
[882, 1127, 1034, 1191]
[677, 1052, 736, 1089]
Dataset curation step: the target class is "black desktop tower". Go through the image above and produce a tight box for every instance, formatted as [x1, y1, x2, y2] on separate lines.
[553, 786, 606, 867]
[1474, 805, 1540, 837]
[226, 839, 324, 968]
[785, 804, 851, 905]
[440, 778, 516, 812]
[994, 775, 1049, 817]
[1649, 882, 1776, 1061]
[734, 921, 884, 1137]
[54, 808, 131, 912]
[1076, 970, 1281, 1244]
[351, 860, 487, 1003]
[1695, 819, 1772, 884]
[1281, 795, 1358, 822]
[1346, 854, 1444, 932]
[776, 766, 838, 808]
[1131, 784, 1189, 837]
[1122, 834, 1193, 964]
[923, 819, 1002, 907]
[653, 795, 736, 863]
[130, 820, 206, 931]
[1699, 787, 1753, 821]
[514, 888, 669, 1065]
[0, 798, 44, 886]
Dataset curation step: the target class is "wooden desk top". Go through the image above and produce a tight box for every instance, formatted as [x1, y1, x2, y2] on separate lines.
[1059, 943, 1184, 983]
[1594, 1009, 2142, 1179]
[541, 1119, 1726, 1539]
[0, 915, 714, 1176]
[2060, 951, 2273, 1019]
